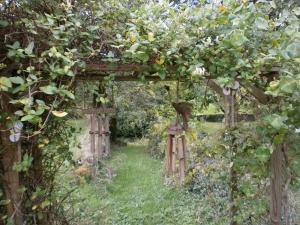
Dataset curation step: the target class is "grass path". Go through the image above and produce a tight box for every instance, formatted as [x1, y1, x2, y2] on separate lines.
[74, 145, 202, 225]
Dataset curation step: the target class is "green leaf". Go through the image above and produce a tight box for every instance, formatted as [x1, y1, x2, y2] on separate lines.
[15, 110, 24, 116]
[0, 76, 12, 91]
[98, 97, 109, 104]
[25, 42, 34, 55]
[274, 134, 284, 145]
[255, 17, 269, 30]
[21, 115, 35, 122]
[9, 76, 24, 84]
[266, 114, 287, 130]
[41, 199, 50, 209]
[229, 30, 248, 47]
[13, 153, 33, 172]
[279, 78, 297, 94]
[35, 107, 45, 116]
[286, 42, 300, 58]
[148, 32, 155, 42]
[7, 41, 20, 50]
[0, 20, 9, 28]
[136, 52, 149, 62]
[40, 85, 57, 95]
[256, 147, 270, 163]
[61, 90, 75, 99]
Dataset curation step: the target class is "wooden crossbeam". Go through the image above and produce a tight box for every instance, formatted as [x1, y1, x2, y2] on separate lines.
[80, 62, 179, 81]
[80, 108, 116, 114]
[79, 62, 278, 105]
[85, 62, 150, 73]
[77, 74, 179, 81]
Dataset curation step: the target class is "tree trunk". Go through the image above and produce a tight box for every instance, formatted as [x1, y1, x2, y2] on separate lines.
[0, 129, 23, 225]
[0, 93, 23, 225]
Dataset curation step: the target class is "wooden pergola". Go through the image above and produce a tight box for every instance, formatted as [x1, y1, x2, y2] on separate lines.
[78, 61, 189, 182]
[78, 60, 284, 225]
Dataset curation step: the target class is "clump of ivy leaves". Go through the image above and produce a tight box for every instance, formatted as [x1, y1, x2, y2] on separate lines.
[0, 1, 101, 224]
[109, 0, 300, 223]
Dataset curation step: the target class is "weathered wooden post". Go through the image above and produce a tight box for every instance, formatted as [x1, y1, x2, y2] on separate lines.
[166, 133, 173, 175]
[104, 116, 111, 157]
[97, 116, 104, 158]
[90, 113, 96, 159]
[178, 137, 186, 184]
[171, 137, 177, 174]
[223, 81, 239, 225]
[270, 144, 283, 225]
[166, 124, 187, 184]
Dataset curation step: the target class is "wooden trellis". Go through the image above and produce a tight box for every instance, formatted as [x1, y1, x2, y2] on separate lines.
[80, 62, 287, 225]
[81, 107, 116, 161]
[166, 124, 187, 184]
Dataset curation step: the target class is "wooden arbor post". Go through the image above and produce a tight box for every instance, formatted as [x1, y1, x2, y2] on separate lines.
[96, 115, 111, 158]
[270, 144, 283, 225]
[97, 116, 104, 158]
[104, 116, 111, 157]
[270, 141, 291, 225]
[81, 107, 115, 160]
[223, 82, 239, 225]
[165, 124, 187, 184]
[90, 114, 96, 160]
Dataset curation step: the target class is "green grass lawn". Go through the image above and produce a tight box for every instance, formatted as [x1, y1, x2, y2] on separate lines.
[68, 145, 205, 225]
[58, 120, 228, 225]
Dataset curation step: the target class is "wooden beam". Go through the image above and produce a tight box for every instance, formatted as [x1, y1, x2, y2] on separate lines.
[205, 79, 224, 97]
[85, 62, 150, 73]
[204, 77, 272, 105]
[79, 108, 116, 114]
[76, 74, 179, 81]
